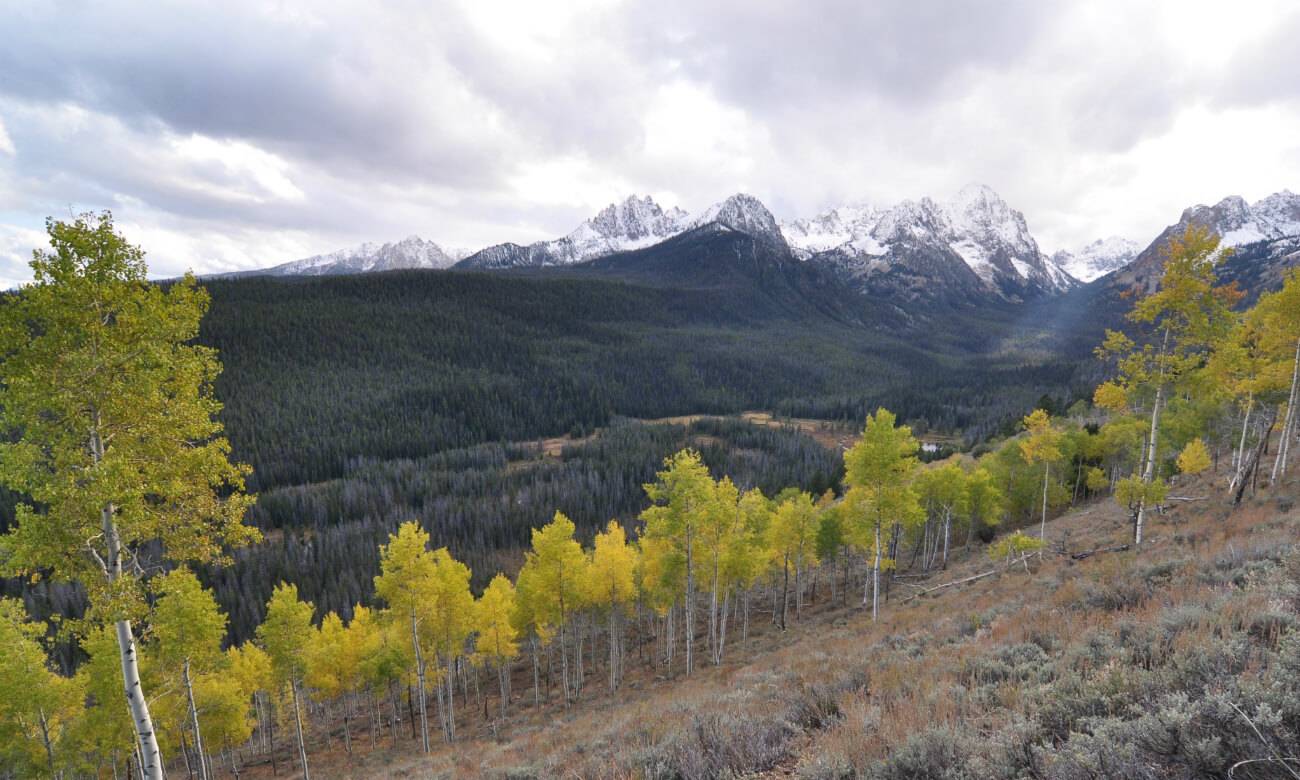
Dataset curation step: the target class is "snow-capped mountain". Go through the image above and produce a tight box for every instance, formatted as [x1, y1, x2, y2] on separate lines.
[1109, 190, 1300, 299]
[1051, 237, 1140, 283]
[687, 193, 785, 241]
[457, 195, 691, 270]
[260, 236, 461, 276]
[781, 185, 1077, 301]
[1177, 191, 1300, 247]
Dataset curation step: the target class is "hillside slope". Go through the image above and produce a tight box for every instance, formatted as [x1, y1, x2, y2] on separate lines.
[240, 471, 1300, 779]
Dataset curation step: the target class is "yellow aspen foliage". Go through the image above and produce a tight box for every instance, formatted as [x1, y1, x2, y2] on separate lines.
[1176, 438, 1211, 475]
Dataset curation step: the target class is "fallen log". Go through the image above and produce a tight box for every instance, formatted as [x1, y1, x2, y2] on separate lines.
[901, 554, 1033, 602]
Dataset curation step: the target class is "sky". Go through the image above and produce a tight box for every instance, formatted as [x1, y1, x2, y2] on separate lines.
[1, 0, 1298, 285]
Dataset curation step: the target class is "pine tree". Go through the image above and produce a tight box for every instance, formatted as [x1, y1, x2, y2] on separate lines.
[0, 213, 256, 779]
[257, 583, 315, 780]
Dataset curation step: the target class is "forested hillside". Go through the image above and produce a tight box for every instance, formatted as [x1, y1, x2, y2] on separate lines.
[198, 267, 1088, 492]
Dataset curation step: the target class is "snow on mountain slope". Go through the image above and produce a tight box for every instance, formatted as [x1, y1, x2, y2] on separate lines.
[781, 184, 1077, 299]
[1051, 237, 1140, 282]
[1108, 189, 1300, 299]
[264, 236, 457, 276]
[458, 195, 691, 269]
[1182, 191, 1300, 247]
[687, 193, 784, 241]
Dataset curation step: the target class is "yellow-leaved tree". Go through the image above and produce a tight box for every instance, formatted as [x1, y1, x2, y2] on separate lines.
[844, 408, 924, 621]
[474, 574, 520, 717]
[585, 521, 637, 691]
[1019, 409, 1063, 555]
[0, 213, 256, 779]
[1094, 224, 1238, 544]
[256, 583, 314, 780]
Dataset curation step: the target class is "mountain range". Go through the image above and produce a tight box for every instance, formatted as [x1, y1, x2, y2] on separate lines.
[238, 186, 1300, 305]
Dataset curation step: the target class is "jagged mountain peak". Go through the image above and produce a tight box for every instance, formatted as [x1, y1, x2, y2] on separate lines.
[781, 185, 1074, 301]
[689, 193, 782, 239]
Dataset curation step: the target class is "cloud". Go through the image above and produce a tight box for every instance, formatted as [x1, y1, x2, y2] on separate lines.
[0, 0, 1296, 277]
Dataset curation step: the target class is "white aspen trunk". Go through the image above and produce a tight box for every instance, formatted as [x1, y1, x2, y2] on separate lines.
[290, 679, 310, 780]
[1039, 462, 1050, 556]
[409, 610, 430, 753]
[870, 520, 882, 621]
[1234, 394, 1253, 474]
[89, 413, 165, 780]
[716, 590, 729, 665]
[684, 528, 695, 676]
[1270, 337, 1300, 483]
[184, 659, 209, 780]
[1135, 329, 1170, 547]
[445, 659, 456, 741]
[530, 636, 540, 709]
[608, 608, 619, 691]
[941, 508, 951, 570]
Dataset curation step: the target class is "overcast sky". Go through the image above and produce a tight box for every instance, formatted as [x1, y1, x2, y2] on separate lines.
[1, 0, 1298, 285]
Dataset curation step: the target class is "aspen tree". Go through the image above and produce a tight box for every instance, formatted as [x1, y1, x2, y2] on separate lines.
[640, 449, 714, 675]
[1019, 410, 1063, 555]
[963, 467, 1004, 545]
[151, 567, 228, 780]
[844, 409, 923, 621]
[915, 461, 970, 569]
[517, 512, 588, 703]
[0, 212, 256, 780]
[0, 599, 83, 778]
[373, 522, 437, 751]
[257, 583, 314, 780]
[226, 643, 274, 759]
[424, 547, 474, 741]
[474, 574, 520, 716]
[585, 521, 637, 688]
[1095, 224, 1237, 544]
[767, 491, 818, 629]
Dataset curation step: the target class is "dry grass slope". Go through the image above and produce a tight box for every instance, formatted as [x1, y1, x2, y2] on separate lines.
[249, 472, 1300, 779]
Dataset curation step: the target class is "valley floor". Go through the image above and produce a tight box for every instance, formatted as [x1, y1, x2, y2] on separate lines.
[238, 470, 1300, 779]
